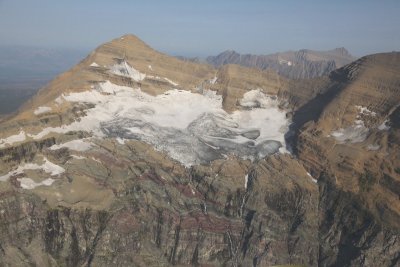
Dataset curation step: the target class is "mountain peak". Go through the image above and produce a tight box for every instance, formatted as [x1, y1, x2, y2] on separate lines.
[113, 34, 149, 46]
[94, 34, 155, 58]
[332, 47, 352, 57]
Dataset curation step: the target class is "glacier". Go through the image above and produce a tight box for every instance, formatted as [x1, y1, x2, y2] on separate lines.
[24, 81, 290, 166]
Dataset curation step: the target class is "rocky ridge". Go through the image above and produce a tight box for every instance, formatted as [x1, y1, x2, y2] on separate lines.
[207, 48, 356, 80]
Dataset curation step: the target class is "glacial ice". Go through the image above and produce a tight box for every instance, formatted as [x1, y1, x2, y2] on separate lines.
[28, 81, 289, 166]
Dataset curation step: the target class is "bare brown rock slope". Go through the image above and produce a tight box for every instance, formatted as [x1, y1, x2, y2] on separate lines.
[291, 52, 400, 266]
[0, 35, 399, 267]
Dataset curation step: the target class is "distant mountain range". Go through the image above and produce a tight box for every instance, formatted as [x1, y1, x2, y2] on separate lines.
[206, 47, 356, 79]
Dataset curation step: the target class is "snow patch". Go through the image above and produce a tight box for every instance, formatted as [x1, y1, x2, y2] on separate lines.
[279, 59, 293, 66]
[147, 75, 161, 80]
[116, 137, 125, 144]
[0, 130, 26, 148]
[90, 62, 100, 67]
[244, 174, 249, 189]
[49, 139, 93, 151]
[190, 185, 196, 195]
[0, 157, 64, 182]
[109, 60, 146, 82]
[164, 77, 179, 86]
[367, 144, 380, 151]
[34, 106, 52, 115]
[210, 77, 218, 84]
[148, 65, 153, 71]
[328, 105, 380, 144]
[307, 172, 318, 183]
[331, 112, 370, 144]
[356, 105, 376, 116]
[18, 178, 55, 190]
[71, 155, 86, 160]
[331, 122, 369, 144]
[91, 157, 102, 164]
[55, 94, 65, 105]
[38, 158, 65, 176]
[378, 120, 390, 131]
[240, 89, 277, 109]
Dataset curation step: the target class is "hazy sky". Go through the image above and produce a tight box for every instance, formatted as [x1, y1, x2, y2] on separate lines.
[0, 0, 399, 57]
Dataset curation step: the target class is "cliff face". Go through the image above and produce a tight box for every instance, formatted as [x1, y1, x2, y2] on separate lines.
[293, 52, 400, 267]
[0, 140, 319, 266]
[207, 48, 356, 80]
[0, 35, 399, 267]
